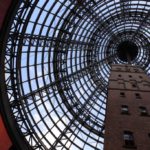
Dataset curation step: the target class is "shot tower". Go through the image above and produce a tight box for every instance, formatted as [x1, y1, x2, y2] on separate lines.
[105, 64, 150, 150]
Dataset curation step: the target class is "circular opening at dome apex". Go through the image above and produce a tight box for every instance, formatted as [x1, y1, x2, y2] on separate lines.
[117, 41, 138, 62]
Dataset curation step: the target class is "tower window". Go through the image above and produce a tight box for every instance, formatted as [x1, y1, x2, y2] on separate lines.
[131, 81, 138, 88]
[120, 92, 125, 97]
[135, 93, 141, 99]
[123, 131, 135, 147]
[132, 84, 137, 88]
[118, 74, 122, 77]
[129, 75, 132, 78]
[139, 76, 143, 79]
[121, 105, 129, 114]
[139, 106, 148, 116]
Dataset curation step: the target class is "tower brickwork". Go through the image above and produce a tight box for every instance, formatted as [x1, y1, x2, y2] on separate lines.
[104, 64, 150, 150]
[0, 116, 12, 150]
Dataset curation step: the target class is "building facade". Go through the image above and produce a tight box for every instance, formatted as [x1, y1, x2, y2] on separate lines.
[104, 64, 150, 150]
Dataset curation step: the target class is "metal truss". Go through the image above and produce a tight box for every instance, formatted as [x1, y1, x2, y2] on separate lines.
[0, 0, 150, 150]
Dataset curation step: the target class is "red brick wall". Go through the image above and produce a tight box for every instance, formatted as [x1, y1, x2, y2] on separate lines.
[0, 0, 13, 149]
[0, 116, 12, 149]
[0, 0, 12, 29]
[104, 64, 150, 150]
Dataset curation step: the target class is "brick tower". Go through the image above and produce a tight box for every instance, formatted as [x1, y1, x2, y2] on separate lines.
[104, 64, 150, 150]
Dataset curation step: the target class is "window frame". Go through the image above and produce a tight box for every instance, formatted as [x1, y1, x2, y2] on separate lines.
[123, 131, 136, 148]
[121, 105, 129, 114]
[139, 106, 148, 116]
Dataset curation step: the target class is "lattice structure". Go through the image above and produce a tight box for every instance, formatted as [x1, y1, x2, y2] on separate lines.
[0, 0, 150, 150]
